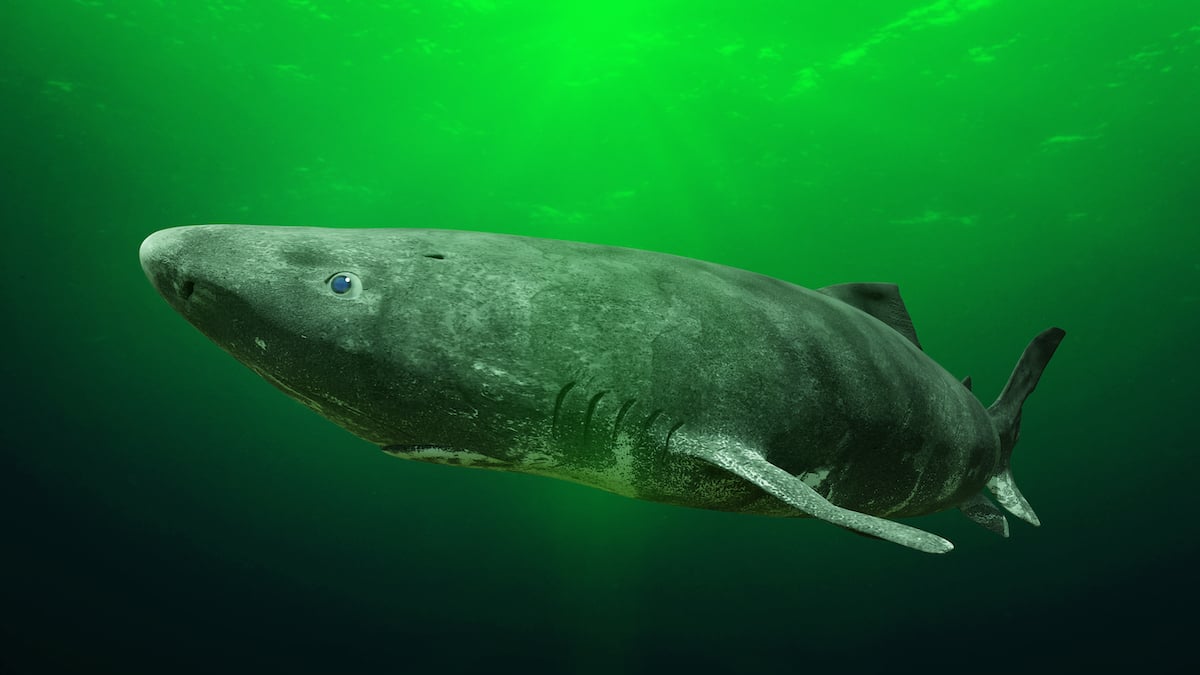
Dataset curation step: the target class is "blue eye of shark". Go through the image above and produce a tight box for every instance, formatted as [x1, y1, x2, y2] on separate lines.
[328, 272, 362, 299]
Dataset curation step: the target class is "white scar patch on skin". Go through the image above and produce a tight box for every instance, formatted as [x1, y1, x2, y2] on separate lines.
[471, 360, 531, 386]
[254, 337, 267, 351]
[800, 467, 831, 489]
[386, 447, 508, 467]
[472, 361, 508, 378]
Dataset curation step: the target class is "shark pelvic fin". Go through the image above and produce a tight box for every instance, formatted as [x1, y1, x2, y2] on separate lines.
[958, 491, 1010, 537]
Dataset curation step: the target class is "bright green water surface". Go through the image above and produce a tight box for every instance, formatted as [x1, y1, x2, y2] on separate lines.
[3, 1, 1197, 672]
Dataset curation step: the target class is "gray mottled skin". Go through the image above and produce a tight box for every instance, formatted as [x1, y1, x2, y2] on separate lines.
[141, 225, 1063, 553]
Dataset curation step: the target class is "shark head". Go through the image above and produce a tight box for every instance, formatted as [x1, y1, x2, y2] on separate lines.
[139, 224, 527, 453]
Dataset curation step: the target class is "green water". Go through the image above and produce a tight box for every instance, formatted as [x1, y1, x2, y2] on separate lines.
[3, 1, 1197, 672]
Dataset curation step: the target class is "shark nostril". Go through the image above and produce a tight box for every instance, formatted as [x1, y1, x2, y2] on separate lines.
[180, 280, 195, 300]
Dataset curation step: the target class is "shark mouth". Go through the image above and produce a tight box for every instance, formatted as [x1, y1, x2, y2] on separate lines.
[244, 362, 386, 444]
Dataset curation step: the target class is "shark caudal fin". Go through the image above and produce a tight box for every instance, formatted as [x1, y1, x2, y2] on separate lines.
[985, 327, 1066, 527]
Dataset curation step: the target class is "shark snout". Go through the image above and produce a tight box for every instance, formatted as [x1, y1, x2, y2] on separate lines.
[140, 227, 197, 305]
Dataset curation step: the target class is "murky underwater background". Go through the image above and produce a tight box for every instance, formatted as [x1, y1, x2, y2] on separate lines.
[2, 1, 1197, 672]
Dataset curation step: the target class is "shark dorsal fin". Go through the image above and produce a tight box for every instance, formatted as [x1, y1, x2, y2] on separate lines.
[817, 282, 922, 350]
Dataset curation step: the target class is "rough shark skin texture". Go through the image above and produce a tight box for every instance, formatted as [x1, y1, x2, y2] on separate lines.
[141, 225, 1062, 553]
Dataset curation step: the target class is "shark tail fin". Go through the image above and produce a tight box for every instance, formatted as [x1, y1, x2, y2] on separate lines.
[984, 327, 1066, 527]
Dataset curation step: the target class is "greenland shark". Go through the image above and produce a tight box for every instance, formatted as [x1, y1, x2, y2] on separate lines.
[140, 225, 1065, 553]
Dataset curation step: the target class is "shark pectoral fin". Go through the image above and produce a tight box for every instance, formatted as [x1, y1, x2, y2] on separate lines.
[958, 491, 1010, 537]
[682, 438, 953, 554]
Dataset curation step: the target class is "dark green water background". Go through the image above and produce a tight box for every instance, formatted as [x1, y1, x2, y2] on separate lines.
[3, 1, 1197, 673]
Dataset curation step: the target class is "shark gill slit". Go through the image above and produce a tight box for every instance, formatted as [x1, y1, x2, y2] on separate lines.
[665, 420, 686, 452]
[552, 381, 577, 436]
[582, 390, 608, 444]
[611, 398, 638, 441]
[639, 409, 664, 437]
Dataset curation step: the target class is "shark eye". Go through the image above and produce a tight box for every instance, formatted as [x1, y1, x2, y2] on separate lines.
[328, 272, 362, 299]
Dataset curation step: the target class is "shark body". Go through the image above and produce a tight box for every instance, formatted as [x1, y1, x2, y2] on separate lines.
[140, 225, 1065, 553]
